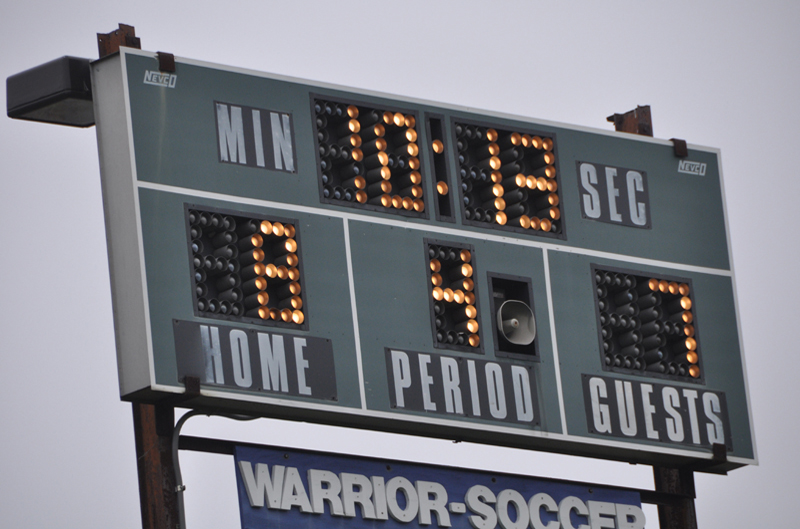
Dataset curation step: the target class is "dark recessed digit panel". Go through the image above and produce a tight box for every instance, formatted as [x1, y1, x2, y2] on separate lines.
[185, 206, 307, 329]
[592, 265, 702, 382]
[425, 240, 482, 353]
[312, 97, 426, 218]
[453, 121, 564, 239]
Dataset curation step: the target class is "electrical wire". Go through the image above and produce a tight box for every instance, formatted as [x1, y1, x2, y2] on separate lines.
[172, 410, 259, 529]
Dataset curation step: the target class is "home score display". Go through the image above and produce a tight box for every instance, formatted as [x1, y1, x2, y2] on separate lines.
[92, 48, 755, 470]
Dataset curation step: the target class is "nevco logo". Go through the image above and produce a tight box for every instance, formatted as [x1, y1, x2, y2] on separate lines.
[677, 160, 706, 176]
[143, 70, 177, 88]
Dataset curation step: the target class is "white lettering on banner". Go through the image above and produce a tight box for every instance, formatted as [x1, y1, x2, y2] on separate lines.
[258, 333, 288, 392]
[386, 477, 418, 523]
[496, 489, 528, 529]
[467, 360, 481, 417]
[195, 324, 326, 396]
[216, 103, 246, 164]
[578, 162, 650, 227]
[663, 387, 684, 442]
[230, 330, 252, 388]
[308, 469, 343, 515]
[238, 462, 284, 508]
[585, 376, 729, 447]
[625, 171, 647, 226]
[389, 350, 535, 424]
[559, 496, 589, 529]
[703, 393, 726, 444]
[587, 501, 617, 529]
[529, 493, 558, 529]
[615, 380, 637, 437]
[200, 325, 223, 384]
[579, 163, 602, 219]
[281, 467, 313, 512]
[417, 481, 451, 527]
[511, 366, 534, 422]
[252, 109, 266, 167]
[441, 357, 463, 414]
[683, 389, 701, 444]
[465, 485, 497, 529]
[419, 354, 437, 412]
[617, 503, 647, 529]
[212, 102, 296, 171]
[294, 337, 312, 395]
[271, 112, 295, 171]
[341, 473, 375, 519]
[604, 167, 623, 222]
[372, 476, 389, 520]
[485, 363, 507, 419]
[589, 378, 612, 434]
[238, 462, 646, 528]
[390, 350, 412, 408]
[641, 384, 659, 440]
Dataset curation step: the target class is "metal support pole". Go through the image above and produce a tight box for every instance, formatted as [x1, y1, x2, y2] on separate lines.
[653, 466, 698, 529]
[607, 105, 653, 136]
[133, 403, 180, 529]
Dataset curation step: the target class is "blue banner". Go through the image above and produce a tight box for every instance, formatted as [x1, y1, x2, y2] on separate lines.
[234, 445, 644, 529]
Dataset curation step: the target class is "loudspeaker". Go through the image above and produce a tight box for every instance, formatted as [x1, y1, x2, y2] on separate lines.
[496, 300, 536, 346]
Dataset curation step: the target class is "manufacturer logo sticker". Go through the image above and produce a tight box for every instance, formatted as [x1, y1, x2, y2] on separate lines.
[678, 160, 706, 176]
[143, 70, 177, 88]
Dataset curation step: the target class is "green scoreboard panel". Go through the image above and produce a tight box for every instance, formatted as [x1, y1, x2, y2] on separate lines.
[92, 48, 755, 470]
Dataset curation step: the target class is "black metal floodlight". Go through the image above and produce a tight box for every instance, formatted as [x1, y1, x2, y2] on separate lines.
[6, 56, 94, 127]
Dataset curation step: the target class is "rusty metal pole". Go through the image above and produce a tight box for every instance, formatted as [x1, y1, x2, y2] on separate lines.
[133, 403, 180, 529]
[653, 466, 698, 529]
[99, 25, 179, 527]
[607, 105, 698, 528]
[607, 105, 653, 136]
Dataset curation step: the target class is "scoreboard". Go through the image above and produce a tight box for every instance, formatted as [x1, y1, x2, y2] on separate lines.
[91, 48, 755, 470]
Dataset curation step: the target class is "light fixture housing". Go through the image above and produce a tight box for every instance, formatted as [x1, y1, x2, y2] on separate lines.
[6, 56, 94, 127]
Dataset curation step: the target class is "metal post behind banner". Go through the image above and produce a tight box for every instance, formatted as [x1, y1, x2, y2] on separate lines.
[654, 466, 698, 529]
[611, 107, 699, 529]
[133, 403, 179, 529]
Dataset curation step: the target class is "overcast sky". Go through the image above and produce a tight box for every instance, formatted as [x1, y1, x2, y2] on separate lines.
[1, 1, 799, 527]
